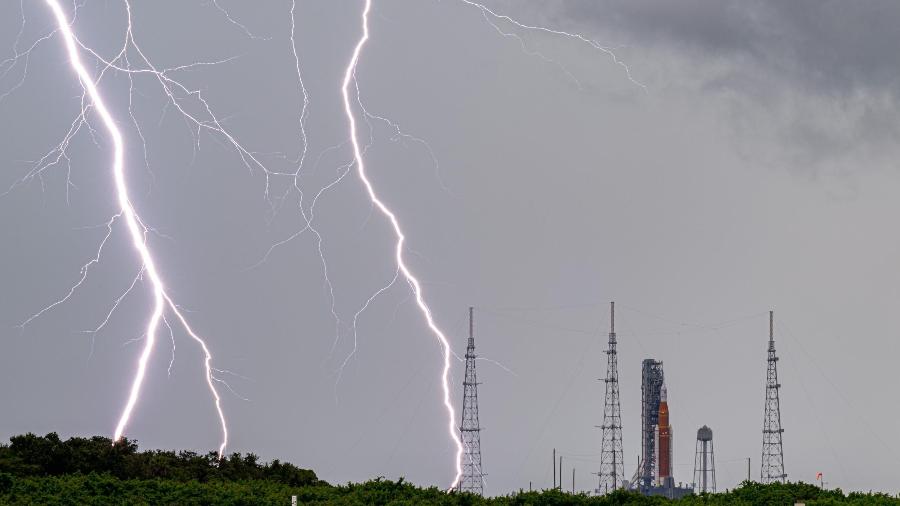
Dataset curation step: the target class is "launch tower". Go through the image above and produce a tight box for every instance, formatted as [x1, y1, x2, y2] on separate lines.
[628, 362, 691, 499]
[639, 359, 665, 488]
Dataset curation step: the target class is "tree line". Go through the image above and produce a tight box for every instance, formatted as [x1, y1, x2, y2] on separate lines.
[0, 432, 318, 486]
[0, 432, 898, 504]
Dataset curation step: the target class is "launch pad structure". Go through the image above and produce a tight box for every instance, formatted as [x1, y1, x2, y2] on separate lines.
[576, 304, 790, 497]
[588, 305, 787, 498]
[639, 359, 665, 489]
[623, 358, 692, 499]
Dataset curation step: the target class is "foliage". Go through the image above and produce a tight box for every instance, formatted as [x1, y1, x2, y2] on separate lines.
[0, 432, 318, 486]
[1, 434, 899, 504]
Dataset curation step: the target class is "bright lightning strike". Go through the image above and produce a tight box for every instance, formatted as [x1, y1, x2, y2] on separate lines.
[17, 0, 643, 489]
[42, 0, 228, 457]
[334, 0, 644, 489]
[340, 0, 464, 489]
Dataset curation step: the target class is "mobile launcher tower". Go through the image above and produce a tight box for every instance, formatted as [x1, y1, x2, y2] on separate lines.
[626, 359, 692, 499]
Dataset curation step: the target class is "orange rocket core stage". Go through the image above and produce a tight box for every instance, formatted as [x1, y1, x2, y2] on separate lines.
[658, 384, 672, 479]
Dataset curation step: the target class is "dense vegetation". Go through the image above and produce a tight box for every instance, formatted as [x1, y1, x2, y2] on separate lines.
[0, 432, 318, 485]
[0, 433, 898, 505]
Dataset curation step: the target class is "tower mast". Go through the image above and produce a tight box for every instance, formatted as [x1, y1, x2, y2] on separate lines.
[598, 302, 624, 493]
[459, 307, 484, 494]
[761, 310, 786, 483]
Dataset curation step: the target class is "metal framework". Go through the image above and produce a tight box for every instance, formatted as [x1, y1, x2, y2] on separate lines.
[597, 302, 624, 494]
[761, 310, 786, 484]
[640, 359, 665, 488]
[693, 425, 716, 493]
[459, 307, 484, 495]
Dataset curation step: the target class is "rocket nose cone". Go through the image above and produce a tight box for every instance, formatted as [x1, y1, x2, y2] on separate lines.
[661, 384, 667, 402]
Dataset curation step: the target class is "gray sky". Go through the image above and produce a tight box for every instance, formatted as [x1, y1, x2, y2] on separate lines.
[2, 0, 899, 496]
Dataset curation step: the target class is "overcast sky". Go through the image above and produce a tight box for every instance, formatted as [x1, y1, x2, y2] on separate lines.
[2, 0, 900, 496]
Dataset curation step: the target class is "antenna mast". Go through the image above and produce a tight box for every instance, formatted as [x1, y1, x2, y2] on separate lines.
[459, 307, 484, 494]
[761, 310, 786, 483]
[598, 302, 624, 493]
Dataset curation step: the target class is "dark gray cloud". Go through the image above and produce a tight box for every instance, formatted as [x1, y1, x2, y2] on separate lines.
[556, 0, 900, 97]
[506, 0, 900, 174]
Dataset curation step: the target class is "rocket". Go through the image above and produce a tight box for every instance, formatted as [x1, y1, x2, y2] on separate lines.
[657, 382, 672, 481]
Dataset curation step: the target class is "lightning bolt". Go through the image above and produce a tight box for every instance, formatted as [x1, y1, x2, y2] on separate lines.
[14, 0, 643, 487]
[457, 0, 646, 91]
[333, 0, 644, 489]
[340, 0, 464, 488]
[41, 0, 228, 457]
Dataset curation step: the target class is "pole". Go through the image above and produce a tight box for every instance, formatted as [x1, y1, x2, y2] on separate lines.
[559, 456, 563, 490]
[553, 449, 556, 489]
[747, 457, 750, 482]
[701, 440, 707, 493]
[611, 301, 615, 333]
[529, 481, 532, 492]
[572, 468, 575, 494]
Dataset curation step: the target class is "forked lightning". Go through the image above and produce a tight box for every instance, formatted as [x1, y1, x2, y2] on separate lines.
[12, 0, 640, 485]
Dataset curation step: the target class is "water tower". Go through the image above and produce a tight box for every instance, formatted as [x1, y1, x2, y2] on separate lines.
[693, 425, 716, 493]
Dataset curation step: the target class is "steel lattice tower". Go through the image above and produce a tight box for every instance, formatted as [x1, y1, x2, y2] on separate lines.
[597, 302, 624, 494]
[459, 307, 484, 495]
[761, 310, 786, 483]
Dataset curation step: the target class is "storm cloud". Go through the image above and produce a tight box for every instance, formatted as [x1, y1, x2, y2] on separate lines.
[515, 0, 900, 173]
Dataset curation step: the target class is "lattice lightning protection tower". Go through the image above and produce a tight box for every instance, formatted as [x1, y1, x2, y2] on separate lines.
[597, 301, 624, 494]
[459, 307, 484, 495]
[761, 310, 786, 483]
